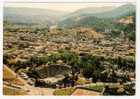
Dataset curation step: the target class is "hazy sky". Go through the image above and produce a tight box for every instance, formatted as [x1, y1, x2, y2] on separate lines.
[4, 2, 136, 12]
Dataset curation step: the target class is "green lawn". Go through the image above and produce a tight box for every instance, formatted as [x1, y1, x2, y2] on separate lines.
[86, 83, 105, 92]
[53, 87, 75, 96]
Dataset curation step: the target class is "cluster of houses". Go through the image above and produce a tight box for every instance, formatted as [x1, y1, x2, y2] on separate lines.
[3, 26, 135, 95]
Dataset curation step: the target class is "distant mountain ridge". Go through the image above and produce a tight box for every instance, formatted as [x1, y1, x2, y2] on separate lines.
[59, 4, 135, 28]
[59, 6, 115, 21]
[4, 3, 135, 28]
[4, 7, 68, 26]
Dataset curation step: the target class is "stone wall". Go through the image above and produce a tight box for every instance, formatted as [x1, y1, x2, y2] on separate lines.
[35, 64, 71, 78]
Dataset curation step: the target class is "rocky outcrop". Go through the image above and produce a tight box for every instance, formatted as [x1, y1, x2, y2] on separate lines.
[3, 65, 28, 95]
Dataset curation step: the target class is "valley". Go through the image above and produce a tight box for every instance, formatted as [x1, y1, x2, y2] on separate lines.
[3, 3, 135, 96]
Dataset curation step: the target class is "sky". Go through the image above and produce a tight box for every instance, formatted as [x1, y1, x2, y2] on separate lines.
[4, 1, 136, 12]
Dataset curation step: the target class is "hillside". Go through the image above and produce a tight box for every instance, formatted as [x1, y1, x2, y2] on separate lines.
[60, 6, 114, 21]
[58, 4, 135, 29]
[4, 7, 68, 26]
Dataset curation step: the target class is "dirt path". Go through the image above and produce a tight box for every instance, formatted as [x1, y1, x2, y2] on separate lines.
[71, 88, 101, 96]
[26, 86, 55, 95]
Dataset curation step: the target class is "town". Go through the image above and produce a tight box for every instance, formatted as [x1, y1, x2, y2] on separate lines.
[3, 3, 135, 95]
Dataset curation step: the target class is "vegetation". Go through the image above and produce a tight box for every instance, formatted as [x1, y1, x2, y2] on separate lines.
[86, 84, 105, 92]
[53, 87, 75, 95]
[4, 49, 135, 81]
